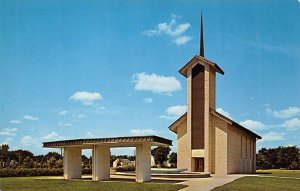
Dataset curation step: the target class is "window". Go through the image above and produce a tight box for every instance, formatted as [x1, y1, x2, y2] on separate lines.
[240, 136, 243, 158]
[246, 138, 247, 158]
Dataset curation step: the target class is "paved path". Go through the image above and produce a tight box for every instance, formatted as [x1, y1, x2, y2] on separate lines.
[178, 174, 246, 191]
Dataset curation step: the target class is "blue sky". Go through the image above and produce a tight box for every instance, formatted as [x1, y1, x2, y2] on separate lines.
[1, 0, 300, 156]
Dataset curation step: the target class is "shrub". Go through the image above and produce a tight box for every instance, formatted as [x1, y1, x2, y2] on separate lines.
[114, 166, 135, 172]
[0, 168, 92, 177]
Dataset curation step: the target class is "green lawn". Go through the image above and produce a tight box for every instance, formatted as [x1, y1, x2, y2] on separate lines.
[212, 170, 300, 191]
[257, 169, 300, 178]
[0, 177, 186, 191]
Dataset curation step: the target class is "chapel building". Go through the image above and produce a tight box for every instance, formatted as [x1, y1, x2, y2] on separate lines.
[169, 15, 261, 175]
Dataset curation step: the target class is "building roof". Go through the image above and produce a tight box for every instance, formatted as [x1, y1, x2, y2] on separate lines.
[168, 109, 262, 139]
[168, 112, 187, 133]
[43, 135, 172, 148]
[179, 55, 224, 77]
[114, 158, 132, 163]
[210, 108, 262, 139]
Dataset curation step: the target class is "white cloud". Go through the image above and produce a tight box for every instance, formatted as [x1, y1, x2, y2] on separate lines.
[287, 144, 296, 147]
[173, 35, 192, 46]
[143, 97, 153, 104]
[24, 115, 39, 121]
[166, 105, 186, 116]
[143, 14, 192, 46]
[266, 107, 300, 119]
[43, 132, 64, 141]
[21, 135, 36, 146]
[261, 132, 284, 142]
[159, 105, 186, 120]
[76, 114, 87, 119]
[133, 72, 181, 94]
[281, 118, 300, 131]
[1, 137, 13, 145]
[58, 122, 72, 127]
[58, 110, 69, 116]
[216, 108, 231, 118]
[4, 128, 17, 132]
[240, 119, 266, 131]
[0, 128, 18, 136]
[0, 131, 15, 136]
[86, 131, 95, 138]
[9, 120, 22, 124]
[130, 129, 156, 136]
[70, 91, 102, 105]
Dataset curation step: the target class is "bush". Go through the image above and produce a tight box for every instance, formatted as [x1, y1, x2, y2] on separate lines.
[114, 166, 135, 172]
[0, 168, 92, 177]
[82, 168, 92, 174]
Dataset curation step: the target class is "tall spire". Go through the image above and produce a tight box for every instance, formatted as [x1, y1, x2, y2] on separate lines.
[200, 12, 205, 57]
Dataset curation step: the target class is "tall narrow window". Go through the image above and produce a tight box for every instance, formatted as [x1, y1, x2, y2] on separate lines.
[246, 138, 248, 158]
[191, 64, 205, 149]
[240, 136, 243, 158]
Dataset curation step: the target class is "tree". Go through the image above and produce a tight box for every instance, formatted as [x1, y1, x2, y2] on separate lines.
[168, 152, 177, 167]
[47, 156, 57, 168]
[256, 146, 300, 170]
[45, 152, 62, 160]
[22, 156, 34, 168]
[151, 146, 171, 167]
[55, 158, 63, 168]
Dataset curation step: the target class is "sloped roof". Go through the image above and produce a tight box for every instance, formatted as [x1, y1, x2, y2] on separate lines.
[210, 108, 262, 139]
[168, 109, 262, 139]
[168, 112, 187, 133]
[179, 55, 224, 77]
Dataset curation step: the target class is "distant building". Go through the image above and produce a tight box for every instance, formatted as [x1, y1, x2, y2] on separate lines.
[169, 15, 261, 175]
[151, 155, 155, 167]
[113, 158, 134, 168]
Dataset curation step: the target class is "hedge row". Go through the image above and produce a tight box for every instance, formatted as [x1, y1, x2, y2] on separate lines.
[0, 168, 92, 177]
[114, 166, 135, 172]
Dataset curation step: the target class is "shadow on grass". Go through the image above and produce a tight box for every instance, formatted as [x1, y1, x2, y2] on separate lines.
[255, 172, 272, 175]
[81, 177, 186, 184]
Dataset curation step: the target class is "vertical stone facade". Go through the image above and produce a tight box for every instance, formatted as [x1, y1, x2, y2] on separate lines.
[177, 118, 190, 170]
[171, 56, 261, 174]
[211, 115, 228, 175]
[227, 125, 257, 174]
[136, 143, 151, 182]
[92, 145, 110, 181]
[63, 147, 82, 179]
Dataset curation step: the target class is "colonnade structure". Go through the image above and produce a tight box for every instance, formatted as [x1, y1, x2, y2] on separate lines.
[43, 135, 172, 182]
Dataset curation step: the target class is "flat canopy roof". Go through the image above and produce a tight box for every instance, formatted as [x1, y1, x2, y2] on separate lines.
[43, 135, 172, 149]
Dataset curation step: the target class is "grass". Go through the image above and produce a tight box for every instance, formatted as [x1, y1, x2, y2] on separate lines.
[212, 170, 300, 191]
[212, 176, 300, 191]
[0, 177, 186, 191]
[257, 169, 300, 178]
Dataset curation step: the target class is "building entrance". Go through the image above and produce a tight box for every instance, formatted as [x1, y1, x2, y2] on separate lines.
[195, 158, 204, 172]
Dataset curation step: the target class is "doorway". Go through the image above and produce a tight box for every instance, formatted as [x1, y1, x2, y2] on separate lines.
[195, 158, 204, 172]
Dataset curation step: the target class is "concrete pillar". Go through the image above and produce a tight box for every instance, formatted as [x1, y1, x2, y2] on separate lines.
[92, 145, 110, 181]
[63, 147, 82, 179]
[135, 143, 151, 182]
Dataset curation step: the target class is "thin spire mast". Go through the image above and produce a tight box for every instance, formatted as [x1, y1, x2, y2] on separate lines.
[200, 12, 205, 57]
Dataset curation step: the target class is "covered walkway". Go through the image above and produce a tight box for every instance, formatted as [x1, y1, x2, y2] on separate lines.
[43, 135, 172, 182]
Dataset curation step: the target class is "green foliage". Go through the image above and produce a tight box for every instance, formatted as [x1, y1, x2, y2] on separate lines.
[22, 156, 34, 168]
[168, 152, 177, 167]
[0, 177, 187, 191]
[256, 146, 300, 170]
[114, 166, 135, 172]
[0, 168, 63, 177]
[151, 146, 171, 167]
[0, 168, 92, 177]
